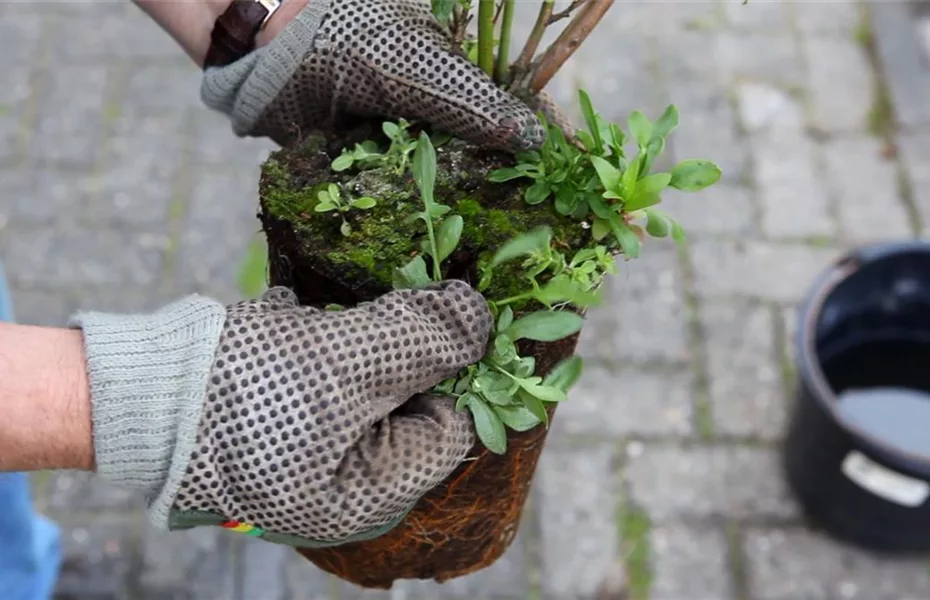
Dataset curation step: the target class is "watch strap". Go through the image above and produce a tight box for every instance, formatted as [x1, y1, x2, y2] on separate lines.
[203, 0, 282, 69]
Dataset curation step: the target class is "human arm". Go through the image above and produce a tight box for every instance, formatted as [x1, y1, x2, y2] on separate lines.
[0, 283, 492, 547]
[0, 322, 93, 472]
[132, 0, 307, 67]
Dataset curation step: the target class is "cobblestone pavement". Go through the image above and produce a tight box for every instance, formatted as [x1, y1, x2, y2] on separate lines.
[4, 0, 930, 598]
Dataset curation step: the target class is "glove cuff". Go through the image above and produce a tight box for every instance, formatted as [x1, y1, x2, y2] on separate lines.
[68, 295, 227, 528]
[200, 0, 332, 137]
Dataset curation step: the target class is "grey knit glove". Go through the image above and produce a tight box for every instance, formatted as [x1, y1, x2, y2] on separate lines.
[200, 0, 547, 152]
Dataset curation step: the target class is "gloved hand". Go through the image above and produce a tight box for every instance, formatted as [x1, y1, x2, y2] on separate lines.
[71, 280, 492, 547]
[200, 0, 548, 152]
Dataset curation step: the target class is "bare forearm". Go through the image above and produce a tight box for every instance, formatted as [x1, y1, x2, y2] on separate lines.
[0, 323, 93, 472]
[133, 0, 308, 67]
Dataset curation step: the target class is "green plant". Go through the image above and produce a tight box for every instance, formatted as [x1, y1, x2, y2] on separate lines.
[331, 119, 420, 175]
[379, 94, 719, 451]
[314, 183, 378, 236]
[489, 91, 721, 259]
[433, 0, 614, 94]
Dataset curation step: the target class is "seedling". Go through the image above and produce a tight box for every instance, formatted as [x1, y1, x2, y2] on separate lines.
[314, 183, 378, 236]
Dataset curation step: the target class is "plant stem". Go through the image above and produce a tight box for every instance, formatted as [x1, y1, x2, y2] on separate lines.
[512, 0, 553, 76]
[529, 0, 614, 94]
[477, 0, 495, 77]
[494, 0, 515, 83]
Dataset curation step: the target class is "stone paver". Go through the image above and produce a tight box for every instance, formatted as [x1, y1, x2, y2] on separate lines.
[3, 1, 930, 599]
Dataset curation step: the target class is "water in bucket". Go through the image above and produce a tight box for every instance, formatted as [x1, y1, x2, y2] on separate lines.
[824, 337, 930, 458]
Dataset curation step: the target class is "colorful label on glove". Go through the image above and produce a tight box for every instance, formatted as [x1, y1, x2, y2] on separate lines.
[221, 520, 265, 537]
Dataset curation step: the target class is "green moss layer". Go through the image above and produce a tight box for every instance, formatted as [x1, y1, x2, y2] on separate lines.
[258, 129, 591, 304]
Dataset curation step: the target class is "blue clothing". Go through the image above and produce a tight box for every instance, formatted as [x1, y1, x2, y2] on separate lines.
[0, 263, 62, 600]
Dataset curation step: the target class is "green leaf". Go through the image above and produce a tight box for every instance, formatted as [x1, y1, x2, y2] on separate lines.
[645, 209, 670, 238]
[671, 219, 687, 241]
[670, 159, 722, 191]
[432, 0, 457, 23]
[497, 306, 514, 331]
[627, 172, 671, 211]
[340, 220, 352, 236]
[350, 196, 377, 210]
[543, 355, 584, 392]
[533, 274, 602, 307]
[519, 380, 566, 403]
[314, 201, 337, 213]
[525, 180, 551, 205]
[490, 226, 552, 267]
[327, 183, 340, 201]
[629, 111, 653, 148]
[576, 129, 597, 153]
[505, 310, 585, 342]
[591, 217, 611, 241]
[519, 391, 549, 427]
[455, 391, 478, 412]
[590, 155, 621, 194]
[554, 186, 577, 215]
[493, 404, 542, 432]
[393, 256, 432, 290]
[435, 215, 463, 263]
[468, 398, 508, 454]
[514, 355, 536, 378]
[324, 303, 344, 312]
[578, 89, 604, 154]
[588, 193, 614, 219]
[609, 214, 641, 259]
[382, 121, 400, 140]
[413, 132, 437, 205]
[236, 237, 267, 298]
[331, 153, 355, 172]
[493, 334, 517, 364]
[489, 167, 527, 182]
[652, 104, 679, 141]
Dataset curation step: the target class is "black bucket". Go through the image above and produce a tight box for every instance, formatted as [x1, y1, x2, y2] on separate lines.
[784, 240, 930, 553]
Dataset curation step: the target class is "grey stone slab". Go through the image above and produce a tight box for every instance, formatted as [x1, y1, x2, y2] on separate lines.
[701, 301, 787, 441]
[606, 0, 722, 35]
[624, 444, 800, 522]
[6, 0, 128, 17]
[0, 66, 35, 164]
[46, 471, 139, 512]
[656, 30, 722, 83]
[578, 245, 689, 366]
[803, 37, 874, 134]
[46, 12, 186, 64]
[536, 444, 620, 600]
[661, 185, 757, 239]
[284, 553, 335, 600]
[663, 78, 749, 185]
[3, 288, 75, 326]
[241, 537, 290, 600]
[688, 240, 839, 303]
[93, 112, 186, 226]
[793, 0, 862, 37]
[715, 32, 804, 89]
[2, 225, 168, 288]
[391, 529, 531, 599]
[724, 0, 790, 30]
[54, 521, 134, 599]
[0, 165, 96, 224]
[869, 0, 930, 130]
[71, 284, 172, 315]
[751, 133, 835, 240]
[191, 110, 279, 169]
[123, 64, 203, 114]
[735, 82, 835, 240]
[552, 364, 694, 439]
[139, 525, 238, 600]
[744, 526, 930, 600]
[29, 65, 110, 168]
[174, 170, 263, 301]
[650, 522, 735, 600]
[892, 132, 930, 231]
[0, 11, 46, 65]
[821, 136, 913, 242]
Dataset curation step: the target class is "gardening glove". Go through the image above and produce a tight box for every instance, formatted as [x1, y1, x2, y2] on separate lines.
[70, 280, 493, 548]
[200, 0, 550, 152]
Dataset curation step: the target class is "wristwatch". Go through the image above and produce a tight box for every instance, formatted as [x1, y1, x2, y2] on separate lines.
[203, 0, 283, 69]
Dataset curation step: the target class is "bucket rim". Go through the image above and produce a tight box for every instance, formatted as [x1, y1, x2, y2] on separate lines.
[797, 239, 930, 468]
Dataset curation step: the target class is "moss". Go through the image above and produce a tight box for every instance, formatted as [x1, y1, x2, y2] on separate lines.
[258, 130, 590, 305]
[618, 500, 653, 600]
